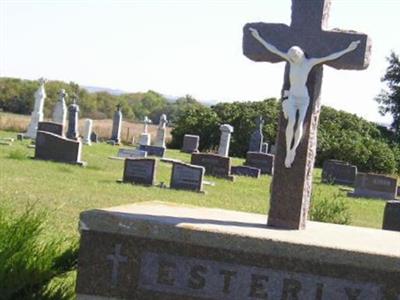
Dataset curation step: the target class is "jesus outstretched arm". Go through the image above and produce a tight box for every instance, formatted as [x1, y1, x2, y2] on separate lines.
[249, 28, 290, 61]
[310, 40, 360, 66]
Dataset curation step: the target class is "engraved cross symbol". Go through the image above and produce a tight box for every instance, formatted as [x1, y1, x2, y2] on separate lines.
[107, 243, 128, 287]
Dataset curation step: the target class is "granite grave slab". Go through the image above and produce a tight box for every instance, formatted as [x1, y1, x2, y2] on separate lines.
[38, 121, 64, 136]
[122, 158, 156, 185]
[191, 153, 234, 181]
[231, 165, 261, 178]
[139, 144, 165, 157]
[322, 160, 357, 185]
[349, 173, 397, 200]
[382, 200, 400, 232]
[244, 152, 274, 175]
[170, 162, 205, 192]
[181, 134, 200, 153]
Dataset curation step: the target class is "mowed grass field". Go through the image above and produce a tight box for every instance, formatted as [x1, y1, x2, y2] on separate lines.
[0, 130, 387, 242]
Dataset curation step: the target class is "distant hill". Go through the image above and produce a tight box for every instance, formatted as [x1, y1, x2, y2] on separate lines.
[83, 85, 127, 96]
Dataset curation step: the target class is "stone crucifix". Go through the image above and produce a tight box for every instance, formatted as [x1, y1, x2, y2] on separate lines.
[107, 244, 128, 287]
[243, 0, 371, 229]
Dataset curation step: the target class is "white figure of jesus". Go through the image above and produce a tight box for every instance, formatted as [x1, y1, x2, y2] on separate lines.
[249, 27, 360, 168]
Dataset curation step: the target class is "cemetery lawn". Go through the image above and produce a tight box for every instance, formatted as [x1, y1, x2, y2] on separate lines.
[0, 130, 386, 243]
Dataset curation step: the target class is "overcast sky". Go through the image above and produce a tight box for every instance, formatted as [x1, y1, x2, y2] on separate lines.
[1, 0, 400, 124]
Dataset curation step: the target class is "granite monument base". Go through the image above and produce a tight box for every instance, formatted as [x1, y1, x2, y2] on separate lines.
[76, 202, 400, 300]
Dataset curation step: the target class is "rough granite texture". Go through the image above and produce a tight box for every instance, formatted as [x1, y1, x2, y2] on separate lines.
[382, 200, 400, 231]
[243, 0, 371, 229]
[76, 202, 400, 300]
[191, 153, 234, 181]
[321, 160, 357, 186]
[38, 121, 64, 136]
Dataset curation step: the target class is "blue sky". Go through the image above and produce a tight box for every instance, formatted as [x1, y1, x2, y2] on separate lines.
[1, 0, 400, 124]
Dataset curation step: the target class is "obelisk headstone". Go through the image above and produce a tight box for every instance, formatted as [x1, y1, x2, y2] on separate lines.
[83, 119, 93, 145]
[243, 0, 371, 229]
[248, 116, 264, 152]
[217, 124, 234, 157]
[139, 116, 152, 146]
[52, 89, 68, 133]
[66, 98, 80, 140]
[25, 78, 47, 139]
[154, 114, 168, 148]
[110, 104, 122, 145]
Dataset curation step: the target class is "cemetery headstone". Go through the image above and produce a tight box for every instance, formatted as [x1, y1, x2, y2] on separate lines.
[25, 78, 46, 139]
[139, 144, 165, 157]
[90, 132, 98, 143]
[83, 119, 93, 145]
[170, 162, 205, 192]
[110, 104, 122, 145]
[243, 0, 371, 229]
[35, 130, 85, 166]
[248, 116, 264, 152]
[261, 142, 268, 153]
[191, 153, 234, 180]
[76, 201, 400, 300]
[154, 114, 168, 148]
[322, 159, 357, 185]
[382, 200, 400, 231]
[270, 144, 276, 155]
[217, 124, 234, 157]
[66, 98, 80, 140]
[52, 89, 68, 131]
[139, 116, 152, 146]
[118, 148, 147, 159]
[38, 121, 64, 136]
[181, 134, 200, 153]
[231, 165, 261, 178]
[349, 173, 397, 200]
[122, 158, 156, 185]
[244, 152, 274, 175]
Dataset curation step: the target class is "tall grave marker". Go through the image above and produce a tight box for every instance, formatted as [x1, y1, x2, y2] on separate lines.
[248, 116, 264, 152]
[110, 104, 122, 145]
[217, 124, 233, 157]
[26, 78, 47, 139]
[66, 98, 80, 140]
[83, 119, 93, 145]
[154, 114, 168, 148]
[139, 116, 152, 146]
[243, 0, 371, 229]
[52, 89, 68, 132]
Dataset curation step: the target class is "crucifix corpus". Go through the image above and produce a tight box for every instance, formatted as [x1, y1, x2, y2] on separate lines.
[243, 0, 371, 229]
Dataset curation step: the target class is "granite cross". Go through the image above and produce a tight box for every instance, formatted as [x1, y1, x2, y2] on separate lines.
[107, 244, 128, 287]
[243, 0, 371, 229]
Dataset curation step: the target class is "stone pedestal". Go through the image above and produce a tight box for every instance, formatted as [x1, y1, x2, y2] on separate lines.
[83, 119, 93, 145]
[139, 133, 151, 146]
[76, 202, 400, 300]
[217, 124, 234, 157]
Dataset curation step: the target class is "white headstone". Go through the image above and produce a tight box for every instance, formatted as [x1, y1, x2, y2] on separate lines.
[139, 116, 152, 146]
[25, 78, 46, 139]
[52, 89, 68, 132]
[154, 114, 168, 148]
[218, 124, 234, 157]
[83, 119, 93, 145]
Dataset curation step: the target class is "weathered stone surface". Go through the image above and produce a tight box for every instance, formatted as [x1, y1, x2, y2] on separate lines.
[382, 200, 400, 232]
[349, 173, 397, 200]
[243, 0, 371, 229]
[244, 152, 274, 175]
[170, 162, 205, 192]
[118, 148, 147, 159]
[191, 153, 234, 180]
[139, 144, 165, 157]
[154, 114, 168, 148]
[83, 119, 93, 145]
[122, 158, 156, 185]
[76, 202, 400, 300]
[38, 121, 64, 136]
[110, 105, 122, 144]
[321, 159, 357, 185]
[231, 165, 260, 178]
[25, 78, 46, 139]
[181, 134, 200, 153]
[217, 124, 234, 157]
[66, 101, 79, 140]
[52, 89, 67, 128]
[34, 130, 85, 165]
[248, 116, 264, 152]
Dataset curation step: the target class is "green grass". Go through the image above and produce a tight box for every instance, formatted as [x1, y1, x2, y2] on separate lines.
[0, 130, 386, 243]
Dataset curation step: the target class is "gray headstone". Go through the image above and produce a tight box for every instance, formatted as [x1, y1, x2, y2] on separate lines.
[90, 132, 98, 143]
[244, 152, 274, 175]
[349, 173, 397, 200]
[231, 165, 261, 178]
[269, 144, 276, 155]
[38, 121, 64, 136]
[191, 153, 234, 180]
[382, 200, 400, 231]
[123, 158, 156, 185]
[217, 124, 234, 157]
[110, 105, 122, 144]
[139, 144, 165, 157]
[248, 116, 264, 152]
[170, 162, 205, 192]
[35, 130, 85, 165]
[261, 142, 268, 154]
[66, 100, 79, 140]
[118, 148, 147, 159]
[181, 134, 200, 153]
[154, 114, 168, 148]
[322, 160, 357, 185]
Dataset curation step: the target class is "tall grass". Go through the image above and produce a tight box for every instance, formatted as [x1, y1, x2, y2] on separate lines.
[0, 204, 77, 300]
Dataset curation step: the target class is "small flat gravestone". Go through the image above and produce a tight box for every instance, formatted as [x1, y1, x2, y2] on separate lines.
[38, 121, 64, 136]
[382, 200, 400, 231]
[122, 158, 156, 185]
[139, 144, 165, 157]
[191, 153, 234, 181]
[231, 165, 261, 178]
[348, 172, 397, 200]
[244, 152, 274, 175]
[34, 130, 86, 166]
[181, 134, 200, 153]
[118, 148, 147, 159]
[170, 162, 205, 192]
[322, 159, 357, 185]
